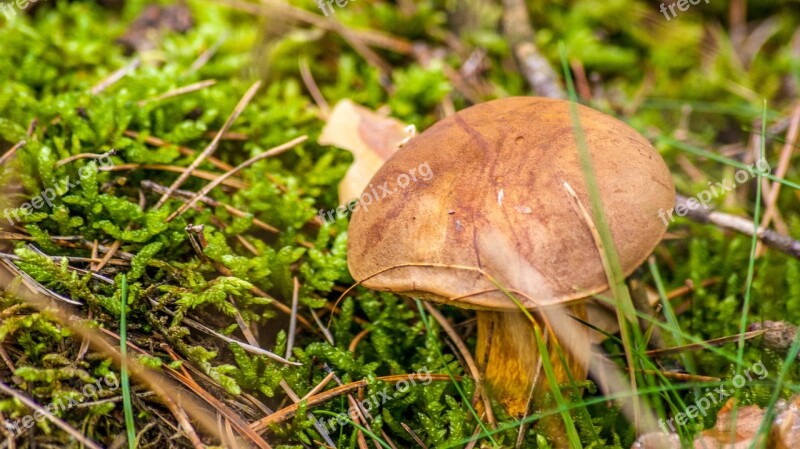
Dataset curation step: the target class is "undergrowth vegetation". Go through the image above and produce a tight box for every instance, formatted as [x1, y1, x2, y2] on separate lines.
[0, 0, 799, 448]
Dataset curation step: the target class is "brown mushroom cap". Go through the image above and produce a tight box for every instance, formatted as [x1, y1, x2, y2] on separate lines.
[347, 97, 675, 310]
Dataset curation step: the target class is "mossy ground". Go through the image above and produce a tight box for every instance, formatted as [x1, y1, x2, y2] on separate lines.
[0, 0, 799, 448]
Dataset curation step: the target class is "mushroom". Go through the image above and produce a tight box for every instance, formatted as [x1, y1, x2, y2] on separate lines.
[347, 97, 674, 438]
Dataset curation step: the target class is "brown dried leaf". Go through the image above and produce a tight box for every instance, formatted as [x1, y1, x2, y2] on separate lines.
[699, 401, 766, 448]
[318, 100, 409, 203]
[632, 399, 785, 449]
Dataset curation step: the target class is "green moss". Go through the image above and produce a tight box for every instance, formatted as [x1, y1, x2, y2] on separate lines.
[0, 0, 798, 447]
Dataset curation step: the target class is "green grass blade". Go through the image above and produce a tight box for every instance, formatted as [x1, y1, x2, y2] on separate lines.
[658, 136, 800, 190]
[736, 102, 766, 368]
[120, 274, 136, 449]
[735, 101, 766, 446]
[532, 323, 584, 448]
[649, 258, 695, 375]
[559, 41, 653, 431]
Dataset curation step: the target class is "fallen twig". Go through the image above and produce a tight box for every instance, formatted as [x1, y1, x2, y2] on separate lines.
[677, 193, 800, 259]
[502, 0, 564, 98]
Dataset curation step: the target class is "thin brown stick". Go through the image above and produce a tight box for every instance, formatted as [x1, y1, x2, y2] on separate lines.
[464, 422, 484, 449]
[163, 397, 206, 449]
[0, 343, 16, 372]
[570, 59, 591, 101]
[76, 310, 92, 363]
[154, 81, 262, 209]
[401, 423, 428, 449]
[137, 79, 217, 106]
[55, 149, 116, 168]
[103, 163, 247, 189]
[757, 104, 800, 255]
[89, 239, 99, 271]
[25, 119, 37, 138]
[631, 330, 768, 358]
[636, 369, 720, 383]
[347, 329, 370, 353]
[666, 277, 720, 301]
[310, 307, 335, 344]
[94, 240, 122, 272]
[0, 140, 26, 166]
[347, 390, 380, 449]
[123, 130, 235, 171]
[299, 58, 330, 119]
[190, 33, 227, 72]
[90, 57, 141, 95]
[250, 373, 455, 432]
[285, 277, 301, 359]
[243, 280, 312, 330]
[167, 135, 307, 220]
[301, 372, 336, 401]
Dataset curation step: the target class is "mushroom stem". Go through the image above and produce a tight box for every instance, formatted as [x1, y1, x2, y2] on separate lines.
[475, 305, 588, 443]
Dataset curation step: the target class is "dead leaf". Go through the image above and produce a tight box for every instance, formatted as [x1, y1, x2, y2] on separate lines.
[632, 398, 796, 449]
[318, 100, 410, 203]
[699, 400, 766, 448]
